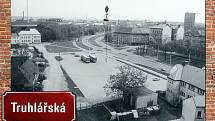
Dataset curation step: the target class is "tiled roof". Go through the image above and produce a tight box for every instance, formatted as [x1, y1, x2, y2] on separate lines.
[168, 64, 205, 90]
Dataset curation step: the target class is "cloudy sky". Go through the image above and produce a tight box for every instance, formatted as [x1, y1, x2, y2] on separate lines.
[12, 0, 205, 22]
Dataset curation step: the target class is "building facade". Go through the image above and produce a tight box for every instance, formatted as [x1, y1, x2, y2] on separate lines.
[183, 31, 205, 49]
[176, 25, 184, 41]
[11, 28, 41, 44]
[166, 64, 205, 107]
[181, 96, 205, 121]
[150, 24, 172, 45]
[123, 87, 158, 109]
[184, 12, 195, 33]
[113, 27, 149, 46]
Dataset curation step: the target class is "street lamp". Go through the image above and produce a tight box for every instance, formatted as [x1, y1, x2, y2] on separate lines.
[104, 5, 109, 62]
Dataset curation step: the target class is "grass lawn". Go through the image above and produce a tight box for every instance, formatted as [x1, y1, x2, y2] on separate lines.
[45, 45, 82, 53]
[76, 40, 93, 50]
[52, 41, 78, 49]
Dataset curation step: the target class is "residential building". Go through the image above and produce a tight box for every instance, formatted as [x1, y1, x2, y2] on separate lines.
[11, 56, 33, 91]
[183, 30, 205, 49]
[166, 64, 205, 107]
[184, 12, 195, 33]
[150, 24, 172, 44]
[123, 86, 158, 109]
[11, 28, 41, 44]
[176, 25, 184, 41]
[170, 96, 205, 121]
[182, 96, 205, 121]
[113, 27, 149, 46]
[19, 59, 40, 87]
[11, 45, 46, 91]
[171, 25, 184, 41]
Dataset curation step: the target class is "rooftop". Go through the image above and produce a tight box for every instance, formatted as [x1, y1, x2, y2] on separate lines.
[19, 59, 39, 84]
[169, 64, 205, 90]
[19, 29, 40, 35]
[126, 86, 157, 97]
[150, 24, 171, 29]
[114, 27, 149, 35]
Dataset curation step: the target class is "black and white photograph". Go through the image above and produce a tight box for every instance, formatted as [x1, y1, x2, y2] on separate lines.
[11, 0, 205, 120]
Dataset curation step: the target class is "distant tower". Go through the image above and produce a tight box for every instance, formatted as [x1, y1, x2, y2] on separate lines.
[27, 0, 29, 23]
[184, 12, 195, 33]
[22, 11, 25, 21]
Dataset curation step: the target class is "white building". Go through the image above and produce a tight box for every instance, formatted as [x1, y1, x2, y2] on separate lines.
[176, 26, 184, 40]
[150, 24, 172, 44]
[166, 64, 205, 107]
[170, 96, 205, 121]
[11, 29, 41, 44]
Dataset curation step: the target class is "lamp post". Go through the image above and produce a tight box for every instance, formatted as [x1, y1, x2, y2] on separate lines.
[104, 5, 109, 62]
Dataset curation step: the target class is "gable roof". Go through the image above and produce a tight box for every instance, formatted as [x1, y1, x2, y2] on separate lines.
[168, 64, 205, 90]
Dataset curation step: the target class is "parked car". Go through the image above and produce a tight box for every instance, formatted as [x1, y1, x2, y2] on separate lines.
[81, 55, 90, 63]
[153, 78, 160, 81]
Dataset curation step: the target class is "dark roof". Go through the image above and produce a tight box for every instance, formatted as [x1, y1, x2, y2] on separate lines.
[114, 27, 132, 33]
[19, 59, 39, 84]
[131, 28, 150, 34]
[11, 56, 29, 85]
[114, 27, 150, 35]
[169, 64, 205, 90]
[126, 86, 157, 97]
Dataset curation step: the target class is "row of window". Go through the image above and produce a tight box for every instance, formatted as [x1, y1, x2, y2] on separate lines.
[151, 29, 162, 34]
[180, 82, 204, 95]
[21, 36, 40, 39]
[180, 91, 192, 98]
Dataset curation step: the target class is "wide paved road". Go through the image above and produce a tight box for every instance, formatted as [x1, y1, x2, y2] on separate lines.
[34, 35, 169, 105]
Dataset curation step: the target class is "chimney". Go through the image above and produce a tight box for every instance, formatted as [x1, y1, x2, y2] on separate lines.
[22, 11, 25, 21]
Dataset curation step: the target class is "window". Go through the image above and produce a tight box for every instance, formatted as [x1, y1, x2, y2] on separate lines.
[180, 91, 185, 97]
[187, 95, 192, 98]
[197, 111, 202, 119]
[188, 84, 195, 91]
[180, 82, 186, 88]
[198, 89, 204, 95]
